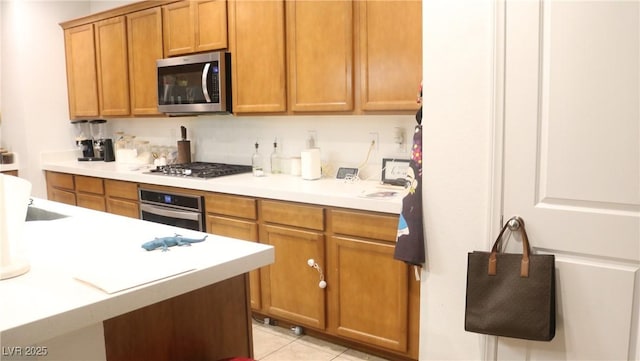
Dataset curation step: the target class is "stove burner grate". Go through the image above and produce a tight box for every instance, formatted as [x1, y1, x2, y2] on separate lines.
[148, 162, 252, 179]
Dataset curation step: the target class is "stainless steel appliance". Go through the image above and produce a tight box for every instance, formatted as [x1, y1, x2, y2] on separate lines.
[157, 52, 231, 115]
[146, 162, 252, 179]
[139, 188, 205, 231]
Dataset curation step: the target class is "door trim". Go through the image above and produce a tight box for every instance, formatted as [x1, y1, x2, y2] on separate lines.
[485, 0, 507, 360]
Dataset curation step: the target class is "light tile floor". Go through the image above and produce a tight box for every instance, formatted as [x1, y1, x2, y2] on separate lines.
[252, 320, 390, 361]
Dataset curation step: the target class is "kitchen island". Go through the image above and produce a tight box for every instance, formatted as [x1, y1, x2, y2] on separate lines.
[0, 198, 274, 361]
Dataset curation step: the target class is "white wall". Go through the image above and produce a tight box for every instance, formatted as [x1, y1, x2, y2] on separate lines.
[419, 0, 495, 359]
[0, 1, 91, 196]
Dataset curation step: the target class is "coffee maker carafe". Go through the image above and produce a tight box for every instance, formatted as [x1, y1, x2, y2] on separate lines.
[72, 120, 95, 161]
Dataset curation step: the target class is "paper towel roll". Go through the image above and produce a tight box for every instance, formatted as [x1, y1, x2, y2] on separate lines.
[301, 149, 321, 180]
[0, 174, 32, 279]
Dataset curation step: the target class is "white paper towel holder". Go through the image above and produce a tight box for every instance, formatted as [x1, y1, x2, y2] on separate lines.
[0, 174, 32, 280]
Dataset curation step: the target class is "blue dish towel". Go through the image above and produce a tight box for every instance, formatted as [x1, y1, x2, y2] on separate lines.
[395, 110, 425, 269]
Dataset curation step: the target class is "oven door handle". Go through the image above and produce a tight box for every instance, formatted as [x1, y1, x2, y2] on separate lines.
[140, 203, 201, 222]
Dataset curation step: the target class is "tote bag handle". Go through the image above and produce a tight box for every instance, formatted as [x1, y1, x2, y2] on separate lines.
[488, 216, 531, 277]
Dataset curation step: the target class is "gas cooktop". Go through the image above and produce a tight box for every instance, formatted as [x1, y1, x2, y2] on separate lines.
[146, 162, 252, 179]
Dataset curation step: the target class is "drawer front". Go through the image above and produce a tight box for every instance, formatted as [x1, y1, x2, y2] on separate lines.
[76, 175, 104, 195]
[106, 198, 140, 219]
[205, 193, 257, 220]
[105, 179, 138, 200]
[48, 187, 76, 205]
[77, 193, 106, 211]
[207, 215, 258, 241]
[261, 200, 324, 231]
[330, 209, 399, 242]
[46, 172, 74, 191]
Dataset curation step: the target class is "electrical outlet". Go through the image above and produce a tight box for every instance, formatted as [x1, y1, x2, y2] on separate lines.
[369, 132, 379, 152]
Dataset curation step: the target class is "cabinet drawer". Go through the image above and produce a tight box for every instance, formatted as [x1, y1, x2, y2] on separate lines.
[77, 193, 106, 211]
[205, 193, 257, 220]
[76, 175, 104, 195]
[48, 188, 76, 206]
[261, 200, 324, 231]
[46, 172, 74, 191]
[105, 179, 138, 200]
[107, 198, 139, 219]
[330, 209, 398, 242]
[207, 215, 258, 241]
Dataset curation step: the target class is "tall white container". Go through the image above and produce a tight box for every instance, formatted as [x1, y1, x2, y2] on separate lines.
[0, 174, 32, 279]
[301, 148, 321, 180]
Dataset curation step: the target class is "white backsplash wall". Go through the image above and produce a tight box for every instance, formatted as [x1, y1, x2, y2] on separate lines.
[108, 114, 416, 181]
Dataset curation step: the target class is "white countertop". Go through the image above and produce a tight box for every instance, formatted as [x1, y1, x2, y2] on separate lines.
[0, 198, 274, 346]
[41, 152, 405, 214]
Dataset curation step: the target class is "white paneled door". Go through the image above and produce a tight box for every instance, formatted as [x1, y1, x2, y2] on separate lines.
[498, 0, 640, 360]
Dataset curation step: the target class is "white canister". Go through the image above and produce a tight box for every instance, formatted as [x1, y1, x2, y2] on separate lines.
[301, 148, 321, 180]
[290, 157, 302, 176]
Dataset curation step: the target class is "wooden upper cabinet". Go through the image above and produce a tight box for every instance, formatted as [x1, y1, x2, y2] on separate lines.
[228, 0, 286, 113]
[163, 0, 228, 57]
[357, 0, 422, 111]
[95, 16, 130, 116]
[127, 7, 163, 116]
[64, 24, 99, 118]
[194, 0, 228, 52]
[286, 0, 353, 112]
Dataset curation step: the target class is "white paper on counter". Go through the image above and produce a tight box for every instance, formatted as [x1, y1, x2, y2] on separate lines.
[72, 251, 195, 294]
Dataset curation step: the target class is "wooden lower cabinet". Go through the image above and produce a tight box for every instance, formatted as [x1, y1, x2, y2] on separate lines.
[327, 235, 408, 352]
[104, 274, 253, 361]
[1, 170, 18, 176]
[260, 223, 326, 330]
[205, 193, 261, 309]
[46, 171, 76, 206]
[75, 175, 106, 211]
[105, 179, 139, 218]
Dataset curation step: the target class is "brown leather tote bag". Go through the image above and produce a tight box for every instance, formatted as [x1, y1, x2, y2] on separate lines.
[464, 216, 556, 341]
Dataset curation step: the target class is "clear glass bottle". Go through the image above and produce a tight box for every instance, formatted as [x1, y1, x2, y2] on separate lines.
[252, 142, 264, 176]
[270, 139, 281, 174]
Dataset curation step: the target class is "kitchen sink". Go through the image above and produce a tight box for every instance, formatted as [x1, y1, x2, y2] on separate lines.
[25, 207, 69, 222]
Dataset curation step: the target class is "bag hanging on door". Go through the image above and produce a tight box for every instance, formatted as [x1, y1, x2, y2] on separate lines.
[464, 216, 556, 341]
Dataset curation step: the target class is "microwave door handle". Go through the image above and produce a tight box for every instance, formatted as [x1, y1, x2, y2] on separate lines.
[202, 63, 212, 103]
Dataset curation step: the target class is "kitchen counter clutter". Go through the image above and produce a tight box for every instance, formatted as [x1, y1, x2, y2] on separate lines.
[0, 197, 274, 360]
[41, 152, 405, 214]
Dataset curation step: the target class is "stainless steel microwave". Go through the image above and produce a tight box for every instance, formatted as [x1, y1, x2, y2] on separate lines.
[157, 52, 231, 114]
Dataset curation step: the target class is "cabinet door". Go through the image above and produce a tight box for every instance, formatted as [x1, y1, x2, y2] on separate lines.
[207, 215, 261, 309]
[127, 7, 163, 116]
[77, 193, 106, 212]
[163, 1, 195, 57]
[228, 0, 286, 113]
[327, 236, 409, 353]
[260, 224, 325, 329]
[48, 188, 76, 206]
[357, 0, 422, 111]
[287, 0, 353, 112]
[194, 0, 228, 52]
[64, 24, 99, 118]
[106, 198, 139, 219]
[105, 179, 138, 200]
[95, 16, 130, 116]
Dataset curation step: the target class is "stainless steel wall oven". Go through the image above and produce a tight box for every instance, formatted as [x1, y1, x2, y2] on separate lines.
[139, 188, 205, 232]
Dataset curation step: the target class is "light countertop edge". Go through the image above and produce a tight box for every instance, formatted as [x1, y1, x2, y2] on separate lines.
[0, 198, 275, 346]
[40, 153, 405, 214]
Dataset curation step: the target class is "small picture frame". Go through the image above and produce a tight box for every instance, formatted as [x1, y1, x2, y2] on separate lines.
[382, 158, 411, 184]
